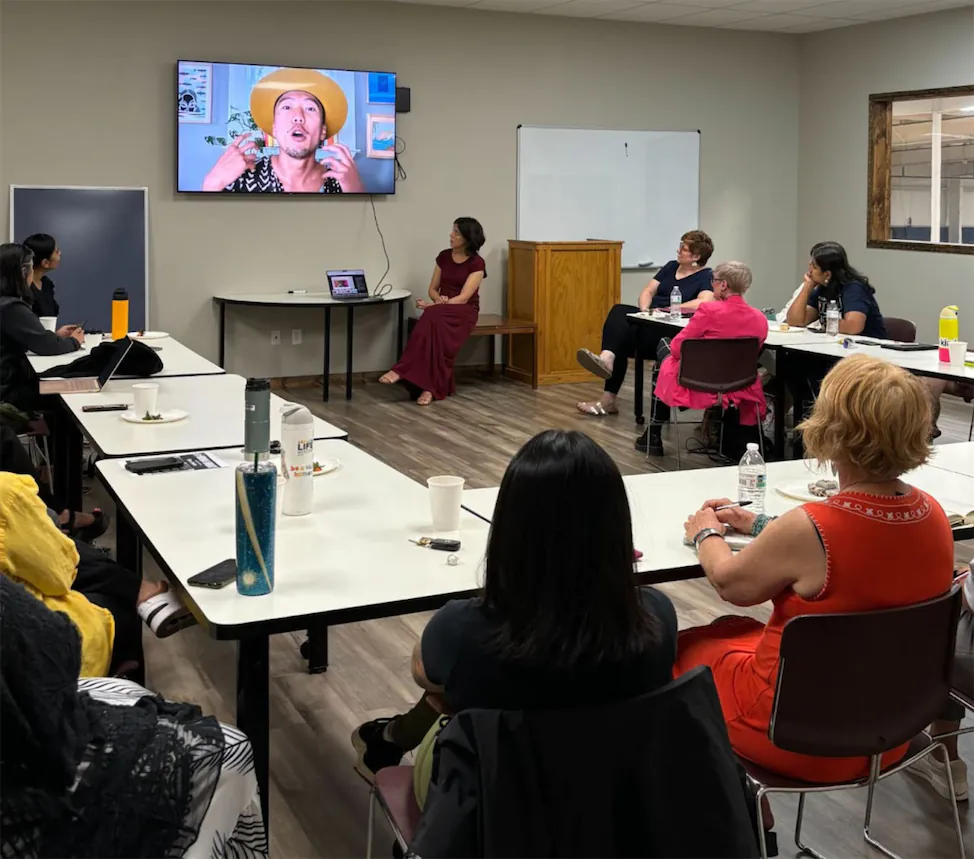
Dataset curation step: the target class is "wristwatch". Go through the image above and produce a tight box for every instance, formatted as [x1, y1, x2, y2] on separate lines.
[693, 527, 725, 550]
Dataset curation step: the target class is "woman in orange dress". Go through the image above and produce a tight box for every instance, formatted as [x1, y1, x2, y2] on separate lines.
[678, 354, 954, 784]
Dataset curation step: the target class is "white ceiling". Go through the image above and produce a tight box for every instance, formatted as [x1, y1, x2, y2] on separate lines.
[380, 0, 974, 32]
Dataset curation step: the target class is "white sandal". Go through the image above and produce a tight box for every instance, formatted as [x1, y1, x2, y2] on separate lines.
[137, 590, 196, 638]
[576, 348, 612, 380]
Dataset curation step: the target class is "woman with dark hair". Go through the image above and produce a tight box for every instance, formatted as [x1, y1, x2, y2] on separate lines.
[379, 218, 487, 405]
[785, 241, 887, 339]
[576, 230, 715, 417]
[0, 242, 83, 408]
[21, 233, 61, 319]
[351, 430, 678, 804]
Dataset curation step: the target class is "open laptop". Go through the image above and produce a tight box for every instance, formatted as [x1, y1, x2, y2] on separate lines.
[39, 337, 134, 395]
[326, 269, 372, 302]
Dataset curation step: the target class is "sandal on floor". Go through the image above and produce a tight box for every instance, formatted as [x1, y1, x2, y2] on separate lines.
[576, 348, 612, 380]
[576, 401, 618, 416]
[65, 508, 111, 543]
[137, 590, 197, 638]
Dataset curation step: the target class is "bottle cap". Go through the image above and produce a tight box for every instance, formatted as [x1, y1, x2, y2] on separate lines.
[746, 443, 759, 451]
[112, 288, 128, 300]
[246, 378, 270, 391]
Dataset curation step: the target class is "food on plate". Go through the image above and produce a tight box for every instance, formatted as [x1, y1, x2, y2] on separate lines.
[778, 323, 790, 331]
[142, 411, 163, 421]
[313, 461, 325, 474]
[807, 478, 839, 498]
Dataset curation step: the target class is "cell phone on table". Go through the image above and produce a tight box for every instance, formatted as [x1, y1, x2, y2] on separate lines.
[187, 559, 237, 589]
[125, 456, 184, 474]
[83, 403, 129, 413]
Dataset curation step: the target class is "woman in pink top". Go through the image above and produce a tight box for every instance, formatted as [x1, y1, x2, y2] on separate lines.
[644, 261, 768, 457]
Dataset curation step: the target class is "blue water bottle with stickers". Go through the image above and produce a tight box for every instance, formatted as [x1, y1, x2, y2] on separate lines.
[235, 379, 277, 596]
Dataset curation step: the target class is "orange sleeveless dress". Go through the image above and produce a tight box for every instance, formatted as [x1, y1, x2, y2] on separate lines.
[674, 488, 954, 783]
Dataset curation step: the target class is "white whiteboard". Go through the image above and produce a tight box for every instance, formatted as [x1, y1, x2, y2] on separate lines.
[516, 126, 700, 269]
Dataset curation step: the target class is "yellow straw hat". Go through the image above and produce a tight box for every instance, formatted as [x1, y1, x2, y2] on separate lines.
[249, 68, 348, 139]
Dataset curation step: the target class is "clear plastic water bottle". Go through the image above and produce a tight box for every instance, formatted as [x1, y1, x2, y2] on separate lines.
[738, 442, 766, 515]
[669, 285, 682, 320]
[826, 300, 840, 336]
[281, 404, 314, 516]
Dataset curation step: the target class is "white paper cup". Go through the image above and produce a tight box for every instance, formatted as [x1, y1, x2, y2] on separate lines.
[948, 340, 968, 367]
[39, 316, 57, 332]
[132, 383, 159, 417]
[427, 475, 464, 533]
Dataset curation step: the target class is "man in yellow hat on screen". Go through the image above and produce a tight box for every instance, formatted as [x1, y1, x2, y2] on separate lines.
[202, 67, 364, 193]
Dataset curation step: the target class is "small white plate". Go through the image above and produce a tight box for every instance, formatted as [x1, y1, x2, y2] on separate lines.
[769, 325, 805, 333]
[121, 409, 188, 425]
[313, 457, 341, 476]
[130, 331, 170, 340]
[775, 479, 837, 503]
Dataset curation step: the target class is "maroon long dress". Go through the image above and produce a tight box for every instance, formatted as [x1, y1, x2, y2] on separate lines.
[392, 249, 484, 400]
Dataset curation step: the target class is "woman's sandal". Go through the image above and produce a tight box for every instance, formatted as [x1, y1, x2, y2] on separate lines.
[64, 508, 111, 543]
[576, 348, 612, 380]
[137, 590, 197, 638]
[576, 401, 618, 416]
[417, 392, 434, 406]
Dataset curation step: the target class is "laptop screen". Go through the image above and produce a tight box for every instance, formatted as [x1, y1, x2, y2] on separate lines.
[326, 269, 369, 298]
[98, 338, 134, 387]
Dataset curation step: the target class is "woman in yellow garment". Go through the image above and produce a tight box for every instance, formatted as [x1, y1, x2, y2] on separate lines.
[0, 473, 113, 676]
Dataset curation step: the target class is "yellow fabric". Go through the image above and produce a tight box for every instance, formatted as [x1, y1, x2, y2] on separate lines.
[0, 473, 114, 676]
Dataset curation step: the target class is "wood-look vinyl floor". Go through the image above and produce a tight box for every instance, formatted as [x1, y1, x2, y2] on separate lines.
[92, 369, 972, 858]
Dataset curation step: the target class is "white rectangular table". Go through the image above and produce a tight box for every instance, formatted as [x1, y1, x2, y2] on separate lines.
[463, 458, 974, 582]
[61, 373, 347, 458]
[213, 290, 412, 401]
[97, 440, 491, 823]
[929, 442, 974, 479]
[29, 334, 224, 378]
[628, 312, 830, 349]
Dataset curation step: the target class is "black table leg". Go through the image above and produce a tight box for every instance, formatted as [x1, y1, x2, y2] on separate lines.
[302, 622, 329, 674]
[323, 307, 332, 402]
[773, 348, 788, 461]
[397, 301, 405, 358]
[238, 634, 270, 829]
[218, 302, 226, 369]
[58, 412, 84, 513]
[634, 341, 645, 426]
[346, 305, 355, 401]
[116, 508, 142, 577]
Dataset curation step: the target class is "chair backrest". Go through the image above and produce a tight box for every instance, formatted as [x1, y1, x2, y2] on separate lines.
[678, 338, 761, 394]
[883, 316, 917, 343]
[769, 586, 962, 758]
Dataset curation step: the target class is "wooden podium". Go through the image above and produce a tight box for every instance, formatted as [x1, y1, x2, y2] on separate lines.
[505, 240, 622, 386]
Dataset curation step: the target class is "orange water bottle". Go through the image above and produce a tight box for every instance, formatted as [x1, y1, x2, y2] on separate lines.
[111, 288, 129, 341]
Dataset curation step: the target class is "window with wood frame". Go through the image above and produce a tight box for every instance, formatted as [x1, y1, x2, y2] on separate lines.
[868, 85, 974, 255]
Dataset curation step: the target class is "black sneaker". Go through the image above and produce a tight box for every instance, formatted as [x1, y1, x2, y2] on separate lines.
[352, 717, 404, 783]
[635, 428, 664, 456]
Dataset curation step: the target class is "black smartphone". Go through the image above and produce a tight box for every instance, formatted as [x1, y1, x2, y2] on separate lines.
[187, 558, 237, 589]
[429, 538, 461, 552]
[125, 456, 184, 475]
[83, 403, 129, 413]
[880, 343, 938, 352]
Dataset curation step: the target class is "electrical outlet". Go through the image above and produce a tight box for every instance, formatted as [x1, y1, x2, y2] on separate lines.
[270, 330, 281, 346]
[291, 328, 303, 346]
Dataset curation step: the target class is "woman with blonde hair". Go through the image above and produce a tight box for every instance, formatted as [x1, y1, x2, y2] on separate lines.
[678, 354, 954, 783]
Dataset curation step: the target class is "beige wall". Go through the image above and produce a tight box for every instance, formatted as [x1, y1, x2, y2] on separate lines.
[796, 6, 974, 343]
[0, 0, 800, 376]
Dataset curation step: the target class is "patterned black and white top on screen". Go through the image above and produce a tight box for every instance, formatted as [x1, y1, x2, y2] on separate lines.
[226, 156, 342, 194]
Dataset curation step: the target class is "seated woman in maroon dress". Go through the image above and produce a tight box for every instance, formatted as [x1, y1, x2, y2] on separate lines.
[379, 218, 486, 406]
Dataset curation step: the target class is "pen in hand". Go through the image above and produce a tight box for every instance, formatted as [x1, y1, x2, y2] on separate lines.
[714, 501, 753, 512]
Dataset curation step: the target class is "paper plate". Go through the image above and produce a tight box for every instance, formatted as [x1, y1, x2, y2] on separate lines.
[775, 479, 838, 503]
[121, 409, 188, 425]
[130, 331, 170, 340]
[313, 457, 341, 476]
[769, 325, 805, 334]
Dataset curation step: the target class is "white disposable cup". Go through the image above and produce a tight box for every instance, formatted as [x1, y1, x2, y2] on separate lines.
[132, 383, 159, 417]
[948, 340, 968, 367]
[39, 316, 57, 332]
[427, 475, 465, 533]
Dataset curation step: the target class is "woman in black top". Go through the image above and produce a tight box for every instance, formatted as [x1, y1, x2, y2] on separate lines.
[22, 233, 62, 320]
[0, 243, 83, 409]
[576, 230, 715, 417]
[352, 429, 678, 798]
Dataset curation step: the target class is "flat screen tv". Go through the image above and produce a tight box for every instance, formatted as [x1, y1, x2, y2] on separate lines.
[177, 61, 396, 195]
